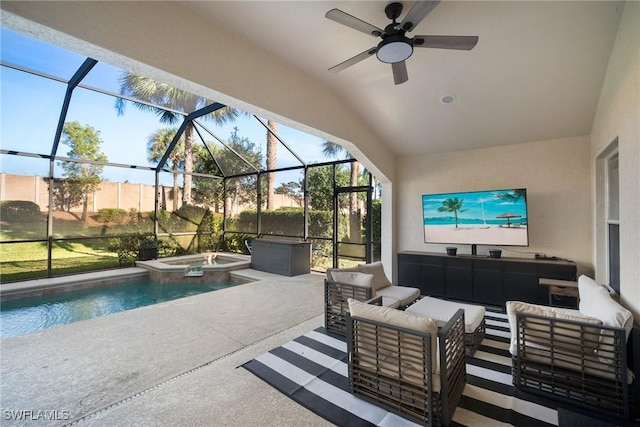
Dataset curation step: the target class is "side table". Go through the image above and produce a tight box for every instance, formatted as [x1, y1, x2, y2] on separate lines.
[539, 278, 579, 308]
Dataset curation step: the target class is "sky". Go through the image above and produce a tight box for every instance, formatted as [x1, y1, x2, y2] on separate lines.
[0, 28, 341, 187]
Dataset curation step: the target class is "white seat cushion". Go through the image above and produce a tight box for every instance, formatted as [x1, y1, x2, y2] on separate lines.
[406, 296, 485, 333]
[376, 285, 420, 307]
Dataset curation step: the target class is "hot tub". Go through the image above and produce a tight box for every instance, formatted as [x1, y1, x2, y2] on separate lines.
[136, 252, 251, 283]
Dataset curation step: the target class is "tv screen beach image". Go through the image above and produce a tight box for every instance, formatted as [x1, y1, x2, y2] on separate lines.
[422, 189, 529, 246]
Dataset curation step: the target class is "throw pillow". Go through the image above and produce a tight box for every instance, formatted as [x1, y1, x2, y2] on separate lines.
[358, 261, 392, 291]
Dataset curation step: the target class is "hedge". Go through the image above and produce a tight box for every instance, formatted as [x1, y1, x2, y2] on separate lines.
[0, 201, 43, 223]
[232, 208, 339, 238]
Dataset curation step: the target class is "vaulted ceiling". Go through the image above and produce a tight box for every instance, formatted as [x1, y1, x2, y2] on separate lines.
[187, 1, 623, 157]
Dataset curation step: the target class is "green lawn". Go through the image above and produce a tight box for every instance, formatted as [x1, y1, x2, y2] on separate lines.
[0, 211, 205, 283]
[0, 215, 135, 283]
[1, 240, 122, 282]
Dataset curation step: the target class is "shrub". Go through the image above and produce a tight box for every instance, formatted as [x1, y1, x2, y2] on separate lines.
[223, 232, 254, 254]
[199, 213, 224, 251]
[96, 208, 129, 224]
[106, 233, 179, 266]
[233, 209, 337, 238]
[155, 205, 213, 234]
[0, 201, 43, 222]
[107, 235, 140, 266]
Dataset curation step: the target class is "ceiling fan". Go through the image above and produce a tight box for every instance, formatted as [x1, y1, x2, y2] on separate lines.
[325, 0, 478, 85]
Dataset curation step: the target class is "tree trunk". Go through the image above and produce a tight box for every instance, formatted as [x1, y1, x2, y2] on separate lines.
[172, 173, 179, 211]
[183, 122, 194, 205]
[349, 161, 360, 243]
[266, 121, 278, 210]
[81, 192, 88, 222]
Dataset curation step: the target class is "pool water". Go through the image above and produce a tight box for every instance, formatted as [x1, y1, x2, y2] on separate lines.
[0, 279, 240, 338]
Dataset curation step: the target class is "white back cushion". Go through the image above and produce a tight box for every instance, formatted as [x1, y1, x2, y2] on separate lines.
[326, 266, 359, 281]
[331, 271, 375, 291]
[348, 298, 438, 372]
[578, 275, 633, 337]
[578, 275, 633, 363]
[505, 301, 602, 356]
[358, 261, 392, 291]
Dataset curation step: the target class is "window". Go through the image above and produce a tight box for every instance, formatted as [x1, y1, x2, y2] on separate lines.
[606, 151, 620, 293]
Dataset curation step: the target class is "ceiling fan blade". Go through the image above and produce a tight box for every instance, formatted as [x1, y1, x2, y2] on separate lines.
[400, 0, 441, 32]
[328, 47, 377, 73]
[392, 61, 408, 85]
[325, 9, 384, 37]
[413, 35, 479, 50]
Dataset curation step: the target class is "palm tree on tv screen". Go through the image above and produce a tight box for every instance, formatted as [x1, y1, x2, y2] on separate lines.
[116, 74, 242, 205]
[437, 197, 467, 228]
[497, 189, 526, 203]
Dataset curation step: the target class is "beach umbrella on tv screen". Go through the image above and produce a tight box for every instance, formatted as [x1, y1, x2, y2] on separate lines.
[497, 212, 521, 227]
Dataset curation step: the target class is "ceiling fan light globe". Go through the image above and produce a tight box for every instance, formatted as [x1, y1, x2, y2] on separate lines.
[376, 36, 413, 63]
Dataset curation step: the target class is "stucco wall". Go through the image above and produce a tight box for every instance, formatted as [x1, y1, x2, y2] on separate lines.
[590, 1, 640, 319]
[0, 174, 300, 214]
[397, 136, 593, 274]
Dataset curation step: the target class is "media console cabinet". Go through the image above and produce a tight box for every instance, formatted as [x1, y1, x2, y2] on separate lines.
[398, 251, 577, 308]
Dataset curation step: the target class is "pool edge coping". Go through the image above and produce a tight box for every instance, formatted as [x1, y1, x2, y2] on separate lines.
[0, 268, 150, 301]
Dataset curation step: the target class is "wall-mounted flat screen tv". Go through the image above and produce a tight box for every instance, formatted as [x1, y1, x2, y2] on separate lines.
[422, 188, 529, 247]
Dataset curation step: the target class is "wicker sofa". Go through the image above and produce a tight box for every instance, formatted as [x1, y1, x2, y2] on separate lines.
[347, 298, 466, 426]
[507, 275, 635, 419]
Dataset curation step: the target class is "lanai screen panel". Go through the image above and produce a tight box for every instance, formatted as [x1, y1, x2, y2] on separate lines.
[261, 170, 304, 237]
[194, 122, 260, 177]
[0, 67, 67, 154]
[0, 155, 49, 242]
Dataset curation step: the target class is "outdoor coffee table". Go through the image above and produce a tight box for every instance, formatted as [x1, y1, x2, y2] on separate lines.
[406, 296, 486, 356]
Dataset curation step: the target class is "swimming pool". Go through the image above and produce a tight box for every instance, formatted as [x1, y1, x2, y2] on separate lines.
[0, 279, 240, 338]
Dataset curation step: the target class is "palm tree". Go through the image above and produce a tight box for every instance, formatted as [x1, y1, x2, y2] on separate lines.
[147, 128, 184, 211]
[266, 120, 278, 210]
[116, 74, 242, 205]
[497, 189, 527, 203]
[437, 197, 467, 228]
[322, 141, 361, 243]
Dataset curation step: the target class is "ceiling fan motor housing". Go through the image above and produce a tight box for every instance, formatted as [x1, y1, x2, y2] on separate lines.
[376, 14, 413, 64]
[377, 34, 413, 63]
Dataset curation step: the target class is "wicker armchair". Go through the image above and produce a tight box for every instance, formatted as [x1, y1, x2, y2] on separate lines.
[507, 276, 637, 420]
[324, 272, 400, 336]
[511, 310, 631, 419]
[347, 300, 466, 426]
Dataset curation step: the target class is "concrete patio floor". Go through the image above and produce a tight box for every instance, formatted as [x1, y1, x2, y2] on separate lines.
[0, 271, 333, 426]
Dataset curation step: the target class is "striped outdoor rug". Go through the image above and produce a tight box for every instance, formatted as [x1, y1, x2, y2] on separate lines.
[243, 311, 560, 426]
